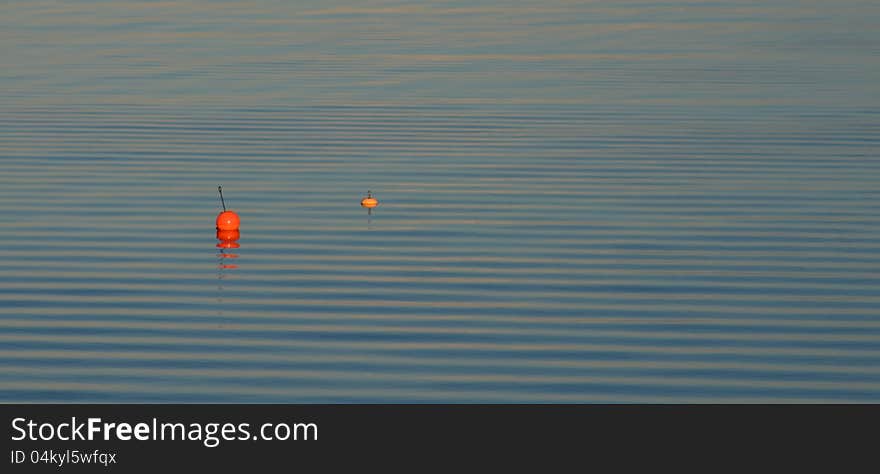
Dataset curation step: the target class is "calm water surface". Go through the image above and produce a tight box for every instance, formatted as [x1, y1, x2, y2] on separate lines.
[1, 0, 879, 402]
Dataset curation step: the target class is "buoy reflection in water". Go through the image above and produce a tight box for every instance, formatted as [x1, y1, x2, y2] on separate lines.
[217, 228, 240, 269]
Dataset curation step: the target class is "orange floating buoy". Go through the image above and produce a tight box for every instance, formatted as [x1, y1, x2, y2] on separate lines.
[360, 190, 378, 209]
[215, 185, 240, 230]
[216, 210, 240, 231]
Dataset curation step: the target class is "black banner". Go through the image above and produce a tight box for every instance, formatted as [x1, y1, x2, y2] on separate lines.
[1, 404, 875, 471]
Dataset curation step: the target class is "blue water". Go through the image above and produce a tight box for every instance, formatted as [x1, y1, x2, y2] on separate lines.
[1, 0, 879, 402]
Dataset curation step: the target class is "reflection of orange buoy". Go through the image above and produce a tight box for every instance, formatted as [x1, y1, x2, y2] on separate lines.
[216, 228, 240, 249]
[360, 190, 378, 209]
[216, 229, 240, 242]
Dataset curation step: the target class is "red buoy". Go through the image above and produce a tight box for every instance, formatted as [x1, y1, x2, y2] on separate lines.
[216, 186, 240, 230]
[361, 190, 378, 209]
[216, 210, 240, 231]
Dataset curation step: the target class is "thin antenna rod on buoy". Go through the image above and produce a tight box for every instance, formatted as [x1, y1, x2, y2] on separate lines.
[218, 185, 227, 211]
